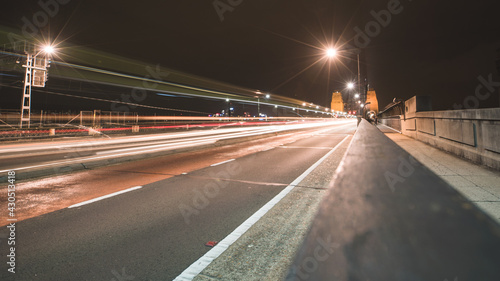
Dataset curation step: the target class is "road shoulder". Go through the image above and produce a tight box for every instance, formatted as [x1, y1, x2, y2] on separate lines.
[191, 135, 352, 281]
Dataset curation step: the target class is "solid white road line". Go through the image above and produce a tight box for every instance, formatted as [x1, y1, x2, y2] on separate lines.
[68, 186, 143, 209]
[210, 159, 235, 167]
[173, 135, 351, 281]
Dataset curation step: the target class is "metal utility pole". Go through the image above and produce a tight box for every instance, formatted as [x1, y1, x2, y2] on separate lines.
[357, 53, 361, 104]
[20, 43, 52, 128]
[257, 97, 260, 116]
[20, 52, 33, 128]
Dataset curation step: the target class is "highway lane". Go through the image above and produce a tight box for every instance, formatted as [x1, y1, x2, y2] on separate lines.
[0, 120, 353, 178]
[0, 121, 356, 280]
[0, 121, 355, 225]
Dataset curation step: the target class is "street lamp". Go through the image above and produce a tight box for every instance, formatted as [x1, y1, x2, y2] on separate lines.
[326, 48, 337, 58]
[325, 46, 363, 115]
[42, 45, 55, 55]
[256, 93, 270, 117]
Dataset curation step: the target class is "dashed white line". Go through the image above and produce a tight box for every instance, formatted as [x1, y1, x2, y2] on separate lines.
[68, 186, 143, 209]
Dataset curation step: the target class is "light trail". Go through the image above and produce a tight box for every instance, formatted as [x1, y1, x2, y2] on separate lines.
[0, 120, 356, 173]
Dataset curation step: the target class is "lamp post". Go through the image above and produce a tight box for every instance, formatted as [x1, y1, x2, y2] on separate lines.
[255, 93, 270, 117]
[20, 43, 55, 128]
[347, 82, 355, 112]
[255, 96, 260, 117]
[326, 47, 363, 116]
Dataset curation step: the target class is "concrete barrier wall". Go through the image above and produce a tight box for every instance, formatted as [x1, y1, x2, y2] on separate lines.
[379, 116, 401, 131]
[286, 120, 500, 280]
[381, 108, 500, 170]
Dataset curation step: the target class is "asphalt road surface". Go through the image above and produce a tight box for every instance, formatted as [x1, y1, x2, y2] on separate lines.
[0, 121, 356, 280]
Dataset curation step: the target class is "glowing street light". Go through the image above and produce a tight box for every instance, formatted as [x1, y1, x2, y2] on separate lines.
[355, 93, 360, 99]
[42, 45, 55, 55]
[265, 94, 270, 99]
[325, 46, 364, 117]
[326, 48, 337, 58]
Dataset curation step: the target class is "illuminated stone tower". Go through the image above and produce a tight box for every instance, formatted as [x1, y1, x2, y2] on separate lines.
[366, 88, 379, 114]
[330, 91, 344, 112]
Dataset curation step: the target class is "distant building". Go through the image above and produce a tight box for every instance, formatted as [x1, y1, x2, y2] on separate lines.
[366, 88, 379, 115]
[330, 91, 344, 112]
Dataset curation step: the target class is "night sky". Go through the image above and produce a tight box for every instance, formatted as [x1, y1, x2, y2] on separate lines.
[1, 0, 500, 113]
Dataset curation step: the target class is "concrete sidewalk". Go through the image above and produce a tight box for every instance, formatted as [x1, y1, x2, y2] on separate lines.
[380, 125, 500, 224]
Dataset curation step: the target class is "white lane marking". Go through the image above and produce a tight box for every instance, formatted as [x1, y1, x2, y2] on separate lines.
[68, 186, 143, 209]
[210, 159, 235, 167]
[174, 135, 351, 281]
